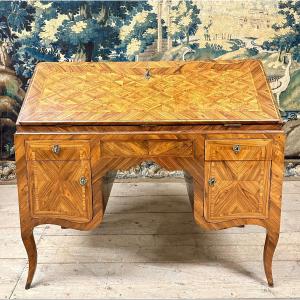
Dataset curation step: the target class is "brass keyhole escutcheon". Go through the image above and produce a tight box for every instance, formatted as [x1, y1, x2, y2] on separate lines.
[52, 144, 60, 154]
[79, 176, 88, 186]
[232, 144, 241, 154]
[144, 69, 151, 80]
[208, 177, 216, 186]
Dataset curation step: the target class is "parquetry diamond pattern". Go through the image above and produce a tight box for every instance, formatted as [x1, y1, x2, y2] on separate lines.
[18, 60, 280, 124]
[29, 160, 92, 222]
[205, 160, 271, 222]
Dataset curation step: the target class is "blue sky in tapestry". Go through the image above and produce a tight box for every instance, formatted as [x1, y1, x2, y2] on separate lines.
[0, 0, 299, 161]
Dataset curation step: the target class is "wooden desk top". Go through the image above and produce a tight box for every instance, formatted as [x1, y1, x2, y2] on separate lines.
[18, 60, 281, 125]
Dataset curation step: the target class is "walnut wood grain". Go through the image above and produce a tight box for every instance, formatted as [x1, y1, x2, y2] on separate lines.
[26, 140, 90, 161]
[22, 229, 37, 290]
[205, 139, 273, 161]
[16, 124, 283, 133]
[27, 159, 93, 222]
[204, 160, 271, 222]
[101, 140, 193, 157]
[17, 60, 281, 125]
[15, 60, 285, 289]
[15, 130, 285, 288]
[15, 135, 37, 290]
[101, 141, 148, 157]
[148, 140, 193, 156]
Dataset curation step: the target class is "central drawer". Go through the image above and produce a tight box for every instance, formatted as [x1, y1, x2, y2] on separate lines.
[100, 140, 194, 157]
[205, 139, 273, 161]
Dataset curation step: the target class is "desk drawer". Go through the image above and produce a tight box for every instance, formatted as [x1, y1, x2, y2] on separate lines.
[148, 140, 193, 156]
[205, 139, 272, 161]
[101, 141, 148, 157]
[101, 140, 193, 157]
[26, 140, 90, 161]
[27, 159, 93, 223]
[204, 160, 271, 222]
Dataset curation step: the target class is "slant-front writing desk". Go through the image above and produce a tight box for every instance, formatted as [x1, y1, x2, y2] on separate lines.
[15, 60, 285, 289]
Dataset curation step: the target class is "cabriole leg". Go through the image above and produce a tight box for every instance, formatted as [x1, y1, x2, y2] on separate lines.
[21, 228, 37, 289]
[263, 230, 279, 287]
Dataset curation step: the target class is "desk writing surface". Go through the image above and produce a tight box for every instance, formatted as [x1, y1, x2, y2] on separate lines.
[18, 60, 281, 125]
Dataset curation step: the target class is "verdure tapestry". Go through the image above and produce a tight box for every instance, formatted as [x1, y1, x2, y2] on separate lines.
[0, 0, 299, 181]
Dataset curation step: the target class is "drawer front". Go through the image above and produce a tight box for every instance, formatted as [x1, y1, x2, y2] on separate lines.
[204, 160, 271, 223]
[101, 141, 148, 157]
[27, 159, 93, 223]
[101, 140, 193, 157]
[205, 139, 272, 161]
[26, 140, 90, 161]
[148, 140, 193, 156]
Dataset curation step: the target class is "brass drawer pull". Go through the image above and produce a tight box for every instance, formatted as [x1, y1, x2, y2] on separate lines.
[232, 144, 241, 154]
[52, 144, 61, 154]
[208, 177, 216, 186]
[79, 176, 88, 186]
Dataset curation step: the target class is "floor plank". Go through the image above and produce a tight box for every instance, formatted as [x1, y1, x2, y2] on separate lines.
[282, 193, 300, 211]
[0, 185, 22, 229]
[282, 180, 300, 194]
[110, 182, 188, 196]
[0, 228, 43, 259]
[1, 181, 300, 299]
[0, 259, 27, 300]
[106, 195, 191, 213]
[35, 232, 300, 264]
[11, 261, 300, 299]
[0, 185, 19, 212]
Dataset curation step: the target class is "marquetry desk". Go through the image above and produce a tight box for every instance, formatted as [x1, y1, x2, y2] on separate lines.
[15, 60, 285, 289]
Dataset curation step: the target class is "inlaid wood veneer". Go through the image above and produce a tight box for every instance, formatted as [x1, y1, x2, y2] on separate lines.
[15, 60, 285, 289]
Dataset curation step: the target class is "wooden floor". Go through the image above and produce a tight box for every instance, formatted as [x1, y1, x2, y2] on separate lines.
[0, 179, 300, 299]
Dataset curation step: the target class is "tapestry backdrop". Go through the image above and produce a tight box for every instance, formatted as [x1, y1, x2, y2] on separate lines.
[0, 0, 299, 180]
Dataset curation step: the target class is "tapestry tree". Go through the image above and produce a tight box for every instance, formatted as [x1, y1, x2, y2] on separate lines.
[169, 0, 201, 45]
[263, 0, 300, 62]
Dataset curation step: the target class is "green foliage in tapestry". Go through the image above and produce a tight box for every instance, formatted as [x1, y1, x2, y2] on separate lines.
[119, 3, 157, 60]
[0, 1, 151, 82]
[169, 0, 201, 45]
[263, 0, 300, 62]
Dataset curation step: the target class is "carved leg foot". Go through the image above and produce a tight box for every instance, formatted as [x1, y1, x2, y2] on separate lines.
[263, 230, 279, 287]
[21, 229, 37, 290]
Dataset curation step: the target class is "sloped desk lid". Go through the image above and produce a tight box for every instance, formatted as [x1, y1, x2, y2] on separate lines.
[17, 60, 281, 125]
